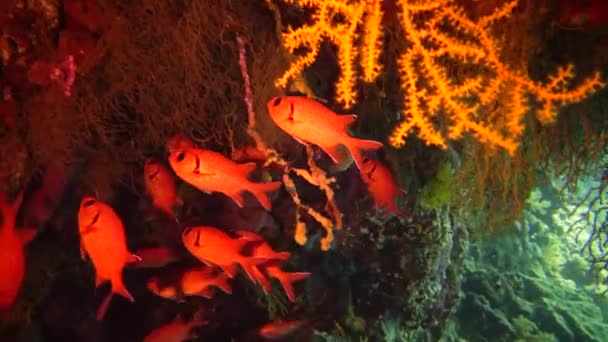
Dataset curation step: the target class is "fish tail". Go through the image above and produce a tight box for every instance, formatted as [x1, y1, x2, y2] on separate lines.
[348, 138, 383, 171]
[277, 272, 312, 302]
[249, 181, 282, 210]
[215, 273, 233, 295]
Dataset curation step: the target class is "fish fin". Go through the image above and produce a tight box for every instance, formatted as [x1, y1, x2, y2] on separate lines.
[127, 253, 142, 264]
[218, 263, 238, 278]
[197, 288, 214, 299]
[240, 263, 263, 284]
[238, 162, 257, 176]
[321, 144, 353, 170]
[275, 252, 291, 260]
[347, 138, 383, 172]
[17, 227, 37, 245]
[240, 257, 272, 283]
[95, 274, 105, 288]
[291, 135, 309, 145]
[96, 292, 113, 321]
[249, 181, 282, 210]
[80, 241, 88, 261]
[276, 272, 311, 302]
[214, 273, 233, 294]
[228, 191, 245, 208]
[112, 278, 135, 303]
[253, 267, 272, 294]
[335, 114, 357, 130]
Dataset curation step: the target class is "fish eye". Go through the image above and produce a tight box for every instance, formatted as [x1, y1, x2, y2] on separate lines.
[272, 97, 282, 107]
[83, 199, 96, 207]
[362, 157, 370, 163]
[176, 152, 186, 162]
[183, 227, 193, 236]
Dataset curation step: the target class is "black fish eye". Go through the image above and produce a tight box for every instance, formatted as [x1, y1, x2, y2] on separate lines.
[83, 199, 96, 207]
[362, 157, 370, 163]
[183, 227, 193, 236]
[176, 152, 186, 162]
[272, 97, 282, 107]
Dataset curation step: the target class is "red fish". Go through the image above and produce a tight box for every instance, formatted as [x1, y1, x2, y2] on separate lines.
[0, 191, 36, 312]
[77, 196, 141, 320]
[259, 320, 307, 340]
[130, 246, 181, 269]
[360, 157, 406, 217]
[144, 312, 207, 342]
[181, 226, 269, 282]
[147, 266, 232, 301]
[144, 159, 181, 218]
[168, 148, 281, 210]
[266, 96, 383, 171]
[235, 230, 310, 302]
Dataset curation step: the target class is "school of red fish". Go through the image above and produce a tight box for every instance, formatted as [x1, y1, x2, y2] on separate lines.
[0, 97, 406, 340]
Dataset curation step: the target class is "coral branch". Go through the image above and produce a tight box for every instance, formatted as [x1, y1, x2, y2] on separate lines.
[278, 0, 604, 154]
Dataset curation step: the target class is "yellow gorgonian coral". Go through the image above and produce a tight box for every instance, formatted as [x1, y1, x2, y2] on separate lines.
[276, 0, 383, 109]
[277, 0, 604, 155]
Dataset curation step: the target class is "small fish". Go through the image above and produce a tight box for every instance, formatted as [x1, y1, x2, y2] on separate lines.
[360, 157, 406, 217]
[235, 230, 310, 302]
[0, 191, 36, 312]
[259, 320, 307, 340]
[181, 226, 269, 282]
[130, 246, 181, 269]
[77, 196, 141, 320]
[168, 148, 281, 210]
[266, 96, 383, 171]
[144, 159, 182, 218]
[143, 311, 207, 342]
[147, 266, 232, 301]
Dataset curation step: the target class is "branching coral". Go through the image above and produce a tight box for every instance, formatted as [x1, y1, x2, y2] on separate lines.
[276, 0, 604, 155]
[276, 0, 380, 109]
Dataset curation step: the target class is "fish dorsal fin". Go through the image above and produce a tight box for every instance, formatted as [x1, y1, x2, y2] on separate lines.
[238, 162, 256, 176]
[333, 114, 357, 131]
